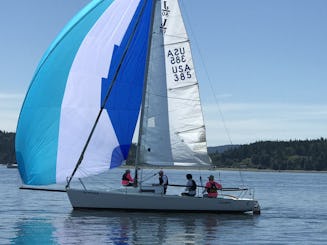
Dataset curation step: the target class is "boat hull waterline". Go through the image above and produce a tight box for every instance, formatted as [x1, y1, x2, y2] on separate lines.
[67, 188, 260, 213]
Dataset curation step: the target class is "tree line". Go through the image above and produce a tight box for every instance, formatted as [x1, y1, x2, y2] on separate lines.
[0, 130, 16, 164]
[1, 130, 326, 171]
[210, 138, 327, 171]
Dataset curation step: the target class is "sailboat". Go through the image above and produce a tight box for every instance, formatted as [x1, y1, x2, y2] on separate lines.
[16, 0, 260, 213]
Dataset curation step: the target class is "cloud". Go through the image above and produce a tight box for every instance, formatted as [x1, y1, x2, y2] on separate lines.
[3, 95, 326, 146]
[0, 93, 24, 132]
[203, 102, 327, 146]
[0, 93, 24, 100]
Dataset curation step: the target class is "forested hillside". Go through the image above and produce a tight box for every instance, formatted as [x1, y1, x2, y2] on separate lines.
[0, 131, 16, 164]
[1, 130, 326, 171]
[210, 138, 327, 171]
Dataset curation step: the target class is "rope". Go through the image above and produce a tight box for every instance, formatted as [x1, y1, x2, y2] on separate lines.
[180, 1, 246, 186]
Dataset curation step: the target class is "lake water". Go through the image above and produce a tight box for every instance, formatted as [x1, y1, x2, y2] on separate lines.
[1, 165, 327, 244]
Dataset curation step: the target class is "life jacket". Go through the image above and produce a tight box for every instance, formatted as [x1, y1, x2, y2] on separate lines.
[190, 180, 197, 191]
[122, 173, 129, 181]
[208, 182, 218, 193]
[159, 175, 168, 185]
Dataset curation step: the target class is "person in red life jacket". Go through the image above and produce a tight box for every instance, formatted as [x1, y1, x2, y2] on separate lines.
[121, 169, 134, 186]
[203, 175, 222, 198]
[158, 170, 168, 194]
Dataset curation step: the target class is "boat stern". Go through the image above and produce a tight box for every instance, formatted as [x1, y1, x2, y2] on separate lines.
[253, 200, 261, 215]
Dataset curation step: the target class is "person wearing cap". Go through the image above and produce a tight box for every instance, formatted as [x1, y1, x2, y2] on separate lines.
[181, 174, 197, 197]
[121, 169, 134, 186]
[203, 175, 222, 198]
[158, 170, 168, 194]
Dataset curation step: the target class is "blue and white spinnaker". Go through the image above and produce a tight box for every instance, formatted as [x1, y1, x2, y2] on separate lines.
[16, 0, 153, 185]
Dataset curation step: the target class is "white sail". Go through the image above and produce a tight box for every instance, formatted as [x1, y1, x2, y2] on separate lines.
[139, 0, 210, 166]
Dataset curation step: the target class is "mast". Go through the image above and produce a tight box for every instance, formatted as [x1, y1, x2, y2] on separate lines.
[134, 0, 158, 184]
[66, 0, 151, 189]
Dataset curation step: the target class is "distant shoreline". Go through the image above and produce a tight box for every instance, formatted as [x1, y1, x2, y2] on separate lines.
[1, 163, 325, 173]
[121, 165, 327, 173]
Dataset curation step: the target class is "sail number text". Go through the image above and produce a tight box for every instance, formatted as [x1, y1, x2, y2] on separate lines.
[167, 47, 192, 82]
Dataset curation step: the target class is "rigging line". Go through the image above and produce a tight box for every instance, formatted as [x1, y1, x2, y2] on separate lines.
[168, 83, 198, 90]
[135, 0, 157, 174]
[153, 31, 188, 41]
[179, 2, 232, 146]
[175, 125, 205, 134]
[66, 0, 149, 189]
[180, 0, 245, 185]
[164, 38, 189, 46]
[139, 170, 158, 184]
[20, 186, 66, 193]
[147, 91, 200, 102]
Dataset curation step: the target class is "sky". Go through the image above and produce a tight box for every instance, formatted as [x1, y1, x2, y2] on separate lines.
[0, 0, 326, 146]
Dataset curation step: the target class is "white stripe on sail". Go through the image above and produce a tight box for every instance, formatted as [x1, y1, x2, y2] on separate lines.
[56, 0, 141, 182]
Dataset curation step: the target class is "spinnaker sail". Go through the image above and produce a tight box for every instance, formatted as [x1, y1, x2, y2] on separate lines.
[16, 0, 210, 186]
[16, 0, 153, 185]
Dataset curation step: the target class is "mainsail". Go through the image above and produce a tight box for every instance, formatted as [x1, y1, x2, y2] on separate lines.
[138, 0, 210, 166]
[16, 0, 153, 185]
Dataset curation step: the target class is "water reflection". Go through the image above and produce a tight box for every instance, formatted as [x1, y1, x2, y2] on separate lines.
[11, 219, 57, 245]
[59, 210, 255, 245]
[3, 166, 327, 244]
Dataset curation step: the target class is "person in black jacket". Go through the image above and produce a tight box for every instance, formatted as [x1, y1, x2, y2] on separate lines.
[181, 174, 197, 196]
[158, 170, 168, 194]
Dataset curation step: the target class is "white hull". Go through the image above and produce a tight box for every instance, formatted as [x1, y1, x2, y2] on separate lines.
[67, 187, 260, 213]
[7, 163, 18, 168]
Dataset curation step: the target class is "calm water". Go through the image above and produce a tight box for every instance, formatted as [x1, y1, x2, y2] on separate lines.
[1, 165, 327, 245]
